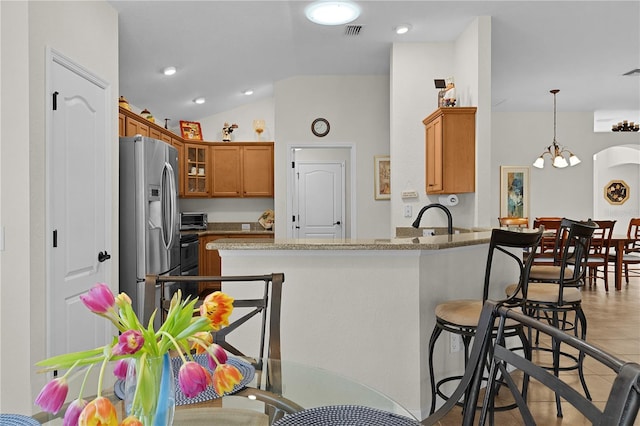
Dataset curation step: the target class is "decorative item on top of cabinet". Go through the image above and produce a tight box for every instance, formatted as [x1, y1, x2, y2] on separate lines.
[423, 107, 476, 194]
[184, 143, 210, 197]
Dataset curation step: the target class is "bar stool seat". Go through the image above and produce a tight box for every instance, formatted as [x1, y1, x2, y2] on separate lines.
[435, 300, 523, 327]
[506, 283, 581, 303]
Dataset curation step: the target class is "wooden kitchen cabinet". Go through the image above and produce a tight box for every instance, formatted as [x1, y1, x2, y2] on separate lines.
[211, 143, 274, 197]
[184, 143, 210, 197]
[198, 233, 273, 296]
[423, 107, 476, 194]
[124, 116, 149, 137]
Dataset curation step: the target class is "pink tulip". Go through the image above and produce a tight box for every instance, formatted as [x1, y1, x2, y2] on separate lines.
[112, 330, 144, 355]
[80, 283, 115, 314]
[178, 361, 210, 398]
[113, 359, 130, 380]
[35, 377, 69, 414]
[206, 343, 228, 370]
[63, 398, 87, 426]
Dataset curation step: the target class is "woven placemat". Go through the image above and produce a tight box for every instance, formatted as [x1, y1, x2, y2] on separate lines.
[0, 414, 40, 426]
[113, 354, 255, 406]
[272, 405, 421, 426]
[172, 355, 255, 406]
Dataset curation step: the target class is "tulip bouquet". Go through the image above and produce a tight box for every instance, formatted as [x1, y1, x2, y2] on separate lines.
[35, 283, 243, 426]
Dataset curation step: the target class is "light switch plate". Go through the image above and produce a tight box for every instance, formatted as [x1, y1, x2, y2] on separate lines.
[403, 205, 412, 217]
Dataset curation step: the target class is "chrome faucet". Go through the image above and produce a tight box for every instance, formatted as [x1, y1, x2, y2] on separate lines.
[412, 203, 453, 235]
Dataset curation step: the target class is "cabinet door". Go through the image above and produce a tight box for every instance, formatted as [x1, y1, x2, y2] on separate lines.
[243, 145, 274, 197]
[185, 143, 210, 197]
[118, 113, 125, 136]
[149, 127, 163, 140]
[425, 116, 443, 193]
[172, 138, 185, 197]
[125, 116, 149, 137]
[211, 145, 242, 197]
[198, 235, 222, 295]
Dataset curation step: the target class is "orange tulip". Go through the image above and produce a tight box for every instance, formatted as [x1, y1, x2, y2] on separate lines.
[212, 363, 243, 396]
[189, 331, 213, 354]
[78, 396, 118, 426]
[120, 416, 143, 426]
[199, 291, 234, 330]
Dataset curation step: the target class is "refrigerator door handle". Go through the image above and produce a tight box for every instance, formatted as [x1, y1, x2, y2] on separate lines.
[161, 161, 178, 250]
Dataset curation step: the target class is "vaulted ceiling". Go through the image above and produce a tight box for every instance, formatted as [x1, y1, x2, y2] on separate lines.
[111, 1, 640, 123]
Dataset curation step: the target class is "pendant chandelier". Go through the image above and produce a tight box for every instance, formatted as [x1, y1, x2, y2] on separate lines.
[532, 89, 581, 169]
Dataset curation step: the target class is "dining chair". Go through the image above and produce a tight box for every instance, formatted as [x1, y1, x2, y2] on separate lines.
[531, 217, 563, 265]
[609, 218, 640, 285]
[147, 273, 296, 422]
[427, 228, 543, 414]
[422, 300, 640, 426]
[586, 220, 616, 290]
[506, 219, 597, 418]
[529, 217, 572, 278]
[497, 217, 529, 228]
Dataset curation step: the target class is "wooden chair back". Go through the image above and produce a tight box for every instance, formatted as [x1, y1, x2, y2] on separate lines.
[532, 217, 564, 263]
[423, 300, 640, 425]
[497, 217, 529, 228]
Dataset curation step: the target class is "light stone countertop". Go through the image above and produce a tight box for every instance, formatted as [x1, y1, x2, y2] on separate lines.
[206, 230, 496, 251]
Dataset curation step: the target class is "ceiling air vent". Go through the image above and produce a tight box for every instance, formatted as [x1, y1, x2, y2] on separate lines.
[344, 25, 363, 36]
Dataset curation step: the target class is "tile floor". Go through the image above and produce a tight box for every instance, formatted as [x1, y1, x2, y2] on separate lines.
[426, 272, 640, 425]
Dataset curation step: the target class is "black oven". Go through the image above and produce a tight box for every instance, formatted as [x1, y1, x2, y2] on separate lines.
[180, 233, 199, 298]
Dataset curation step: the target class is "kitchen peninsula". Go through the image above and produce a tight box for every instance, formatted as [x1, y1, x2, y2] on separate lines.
[207, 229, 521, 420]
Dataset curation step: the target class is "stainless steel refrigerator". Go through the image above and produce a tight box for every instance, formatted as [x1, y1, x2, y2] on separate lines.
[119, 135, 180, 326]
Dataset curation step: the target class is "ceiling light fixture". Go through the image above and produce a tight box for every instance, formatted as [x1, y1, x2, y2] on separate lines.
[533, 89, 581, 169]
[193, 97, 205, 104]
[243, 89, 254, 96]
[305, 1, 361, 26]
[163, 66, 177, 76]
[395, 24, 411, 35]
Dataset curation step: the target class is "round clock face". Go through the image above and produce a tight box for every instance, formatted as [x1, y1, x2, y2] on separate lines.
[311, 118, 330, 137]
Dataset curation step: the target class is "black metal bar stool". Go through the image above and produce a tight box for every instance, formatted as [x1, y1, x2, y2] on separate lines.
[506, 219, 597, 418]
[427, 228, 543, 414]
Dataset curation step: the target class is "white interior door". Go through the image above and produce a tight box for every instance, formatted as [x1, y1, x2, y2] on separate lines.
[49, 51, 111, 357]
[294, 162, 345, 239]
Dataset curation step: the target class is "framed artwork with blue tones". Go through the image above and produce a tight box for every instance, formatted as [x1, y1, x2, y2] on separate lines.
[500, 166, 529, 218]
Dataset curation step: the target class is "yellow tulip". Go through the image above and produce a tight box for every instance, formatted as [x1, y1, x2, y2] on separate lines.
[78, 396, 118, 426]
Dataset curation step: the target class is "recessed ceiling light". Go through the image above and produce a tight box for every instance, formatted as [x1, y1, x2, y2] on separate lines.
[395, 24, 411, 35]
[193, 97, 205, 104]
[163, 66, 177, 76]
[243, 89, 254, 96]
[305, 1, 361, 26]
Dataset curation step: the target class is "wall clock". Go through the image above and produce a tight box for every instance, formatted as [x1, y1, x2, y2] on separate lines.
[311, 118, 330, 137]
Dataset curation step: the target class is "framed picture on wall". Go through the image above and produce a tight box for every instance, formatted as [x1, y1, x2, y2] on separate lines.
[500, 166, 529, 218]
[374, 155, 391, 200]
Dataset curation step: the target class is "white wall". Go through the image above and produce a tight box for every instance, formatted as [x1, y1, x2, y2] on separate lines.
[390, 17, 492, 232]
[0, 1, 119, 413]
[274, 75, 391, 239]
[492, 112, 640, 222]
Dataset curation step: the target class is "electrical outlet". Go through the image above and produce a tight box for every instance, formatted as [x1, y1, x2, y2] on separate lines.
[241, 223, 251, 231]
[450, 334, 462, 353]
[403, 205, 412, 217]
[423, 229, 435, 237]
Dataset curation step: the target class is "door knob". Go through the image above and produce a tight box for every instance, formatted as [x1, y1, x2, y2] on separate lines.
[333, 221, 341, 225]
[98, 251, 111, 263]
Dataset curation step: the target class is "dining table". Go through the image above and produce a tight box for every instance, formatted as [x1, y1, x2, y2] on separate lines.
[611, 234, 635, 291]
[31, 357, 420, 425]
